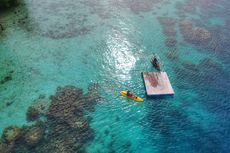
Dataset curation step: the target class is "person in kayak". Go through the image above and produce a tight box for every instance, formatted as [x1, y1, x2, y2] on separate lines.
[151, 56, 161, 71]
[151, 56, 158, 65]
[127, 91, 136, 98]
[127, 91, 132, 97]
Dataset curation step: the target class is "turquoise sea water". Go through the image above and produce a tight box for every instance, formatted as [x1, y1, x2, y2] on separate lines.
[0, 0, 230, 152]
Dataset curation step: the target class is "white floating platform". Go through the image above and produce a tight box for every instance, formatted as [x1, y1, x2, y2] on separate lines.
[142, 72, 174, 96]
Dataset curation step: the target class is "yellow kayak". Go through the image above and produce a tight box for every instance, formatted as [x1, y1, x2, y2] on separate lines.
[120, 91, 144, 102]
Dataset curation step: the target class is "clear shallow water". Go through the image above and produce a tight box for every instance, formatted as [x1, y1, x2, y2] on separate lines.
[0, 0, 230, 152]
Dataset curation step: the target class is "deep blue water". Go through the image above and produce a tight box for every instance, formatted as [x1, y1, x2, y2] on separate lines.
[0, 0, 230, 152]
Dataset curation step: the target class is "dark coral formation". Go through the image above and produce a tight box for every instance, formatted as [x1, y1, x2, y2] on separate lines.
[16, 0, 92, 39]
[0, 71, 13, 85]
[165, 0, 229, 57]
[0, 0, 18, 9]
[0, 75, 12, 84]
[0, 141, 15, 153]
[179, 20, 212, 45]
[158, 16, 178, 50]
[30, 95, 50, 115]
[38, 85, 96, 152]
[26, 106, 40, 121]
[26, 95, 50, 122]
[2, 125, 21, 143]
[0, 85, 99, 153]
[0, 125, 21, 152]
[127, 0, 157, 14]
[0, 122, 46, 153]
[23, 123, 44, 147]
[20, 15, 91, 40]
[44, 26, 91, 40]
[47, 86, 86, 129]
[175, 0, 230, 67]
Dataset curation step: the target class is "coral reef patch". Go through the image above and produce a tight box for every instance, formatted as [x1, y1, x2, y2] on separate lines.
[126, 0, 158, 14]
[26, 106, 40, 121]
[16, 0, 92, 39]
[0, 85, 100, 152]
[2, 125, 21, 143]
[29, 95, 50, 116]
[26, 95, 50, 122]
[84, 0, 163, 16]
[158, 15, 179, 60]
[179, 19, 212, 45]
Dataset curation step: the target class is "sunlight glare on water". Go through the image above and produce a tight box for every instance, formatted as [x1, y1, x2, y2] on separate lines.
[105, 27, 136, 81]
